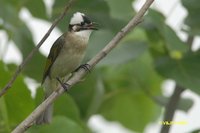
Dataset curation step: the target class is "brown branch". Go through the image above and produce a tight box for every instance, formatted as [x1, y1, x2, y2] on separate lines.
[160, 35, 194, 133]
[0, 0, 76, 97]
[186, 35, 194, 51]
[160, 85, 185, 133]
[11, 0, 155, 133]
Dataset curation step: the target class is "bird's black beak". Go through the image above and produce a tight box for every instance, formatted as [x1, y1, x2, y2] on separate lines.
[85, 22, 99, 30]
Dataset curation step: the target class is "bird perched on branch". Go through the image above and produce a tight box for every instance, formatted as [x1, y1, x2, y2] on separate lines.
[36, 12, 98, 124]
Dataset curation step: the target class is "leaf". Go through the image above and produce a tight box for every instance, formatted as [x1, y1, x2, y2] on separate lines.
[155, 96, 194, 112]
[98, 41, 147, 66]
[84, 29, 115, 61]
[142, 9, 188, 57]
[0, 1, 20, 28]
[162, 25, 188, 53]
[98, 53, 162, 132]
[0, 0, 47, 19]
[178, 97, 194, 112]
[189, 129, 200, 133]
[24, 0, 47, 19]
[0, 1, 45, 82]
[28, 116, 85, 133]
[155, 51, 200, 95]
[105, 0, 135, 21]
[86, 28, 148, 67]
[34, 87, 81, 123]
[54, 94, 81, 123]
[103, 52, 163, 95]
[8, 23, 46, 82]
[0, 61, 34, 128]
[182, 0, 200, 35]
[99, 90, 160, 132]
[69, 70, 105, 120]
[35, 86, 91, 132]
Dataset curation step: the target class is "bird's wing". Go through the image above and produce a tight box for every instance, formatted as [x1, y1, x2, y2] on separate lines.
[42, 34, 66, 84]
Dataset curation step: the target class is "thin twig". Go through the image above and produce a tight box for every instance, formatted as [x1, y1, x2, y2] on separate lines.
[186, 35, 194, 51]
[0, 0, 76, 97]
[11, 0, 154, 133]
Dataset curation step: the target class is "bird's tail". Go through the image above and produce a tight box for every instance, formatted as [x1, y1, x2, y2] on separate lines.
[36, 77, 57, 124]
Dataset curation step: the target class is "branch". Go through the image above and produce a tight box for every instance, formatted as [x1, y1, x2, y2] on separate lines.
[11, 0, 155, 133]
[0, 0, 76, 97]
[160, 85, 185, 133]
[186, 35, 194, 51]
[160, 35, 194, 133]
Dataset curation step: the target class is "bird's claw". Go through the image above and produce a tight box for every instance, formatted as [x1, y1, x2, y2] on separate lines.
[56, 77, 70, 92]
[74, 63, 91, 72]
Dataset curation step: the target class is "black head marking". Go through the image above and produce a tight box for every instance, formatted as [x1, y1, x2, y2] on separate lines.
[82, 15, 92, 24]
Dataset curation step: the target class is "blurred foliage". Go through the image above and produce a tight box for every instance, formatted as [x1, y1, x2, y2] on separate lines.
[181, 0, 200, 35]
[0, 0, 199, 133]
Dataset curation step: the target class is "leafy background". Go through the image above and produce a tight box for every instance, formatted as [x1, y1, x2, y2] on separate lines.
[0, 0, 200, 133]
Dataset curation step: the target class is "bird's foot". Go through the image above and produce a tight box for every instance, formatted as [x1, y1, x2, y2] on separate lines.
[74, 63, 91, 73]
[56, 77, 70, 92]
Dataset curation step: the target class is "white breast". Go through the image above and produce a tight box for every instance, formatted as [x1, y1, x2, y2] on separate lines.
[74, 30, 92, 42]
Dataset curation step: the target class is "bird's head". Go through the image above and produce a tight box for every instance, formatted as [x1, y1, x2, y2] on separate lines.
[68, 12, 98, 38]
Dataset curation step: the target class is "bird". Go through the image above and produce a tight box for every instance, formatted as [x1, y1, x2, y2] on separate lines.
[36, 12, 98, 124]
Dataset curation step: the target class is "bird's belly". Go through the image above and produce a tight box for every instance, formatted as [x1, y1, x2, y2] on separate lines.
[50, 51, 85, 78]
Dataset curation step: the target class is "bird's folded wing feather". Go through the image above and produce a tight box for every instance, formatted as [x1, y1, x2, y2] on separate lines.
[42, 34, 66, 84]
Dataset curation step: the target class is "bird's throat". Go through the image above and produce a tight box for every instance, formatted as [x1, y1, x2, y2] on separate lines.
[74, 30, 92, 41]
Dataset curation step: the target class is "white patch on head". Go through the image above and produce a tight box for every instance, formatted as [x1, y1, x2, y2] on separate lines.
[70, 12, 85, 25]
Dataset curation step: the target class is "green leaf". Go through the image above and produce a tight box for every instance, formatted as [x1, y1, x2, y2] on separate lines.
[0, 2, 45, 81]
[103, 53, 162, 95]
[182, 0, 200, 35]
[34, 88, 91, 132]
[142, 9, 168, 57]
[0, 2, 21, 28]
[99, 90, 159, 132]
[162, 25, 188, 53]
[178, 97, 194, 112]
[0, 0, 47, 19]
[189, 129, 200, 133]
[142, 9, 188, 57]
[86, 28, 148, 67]
[34, 87, 81, 123]
[0, 97, 11, 133]
[69, 70, 105, 120]
[85, 29, 115, 61]
[24, 0, 47, 19]
[54, 94, 81, 123]
[8, 23, 45, 82]
[28, 116, 85, 133]
[98, 53, 162, 132]
[155, 51, 200, 95]
[155, 96, 193, 112]
[0, 61, 34, 129]
[105, 0, 135, 21]
[98, 41, 147, 66]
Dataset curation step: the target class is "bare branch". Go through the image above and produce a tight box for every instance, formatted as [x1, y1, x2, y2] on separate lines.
[0, 0, 76, 97]
[160, 35, 194, 133]
[11, 0, 155, 133]
[160, 85, 185, 133]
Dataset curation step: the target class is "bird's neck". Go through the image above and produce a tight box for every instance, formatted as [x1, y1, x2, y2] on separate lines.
[74, 30, 92, 42]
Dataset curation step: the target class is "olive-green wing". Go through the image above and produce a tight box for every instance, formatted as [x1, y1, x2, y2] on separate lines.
[42, 34, 65, 84]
